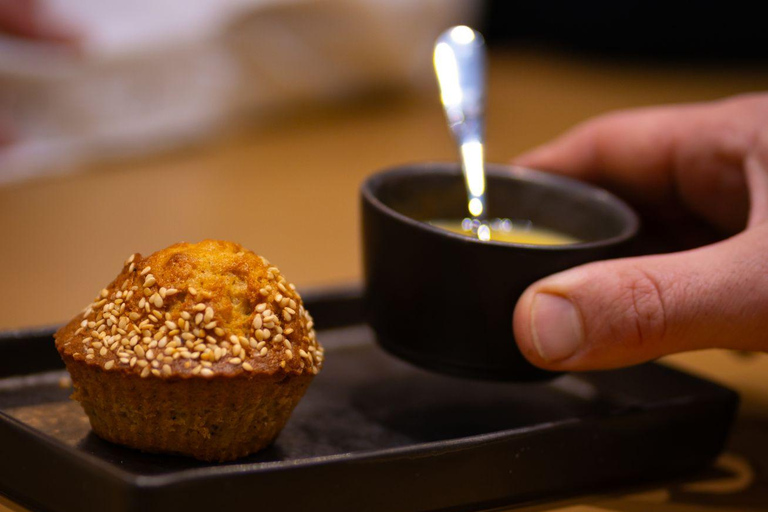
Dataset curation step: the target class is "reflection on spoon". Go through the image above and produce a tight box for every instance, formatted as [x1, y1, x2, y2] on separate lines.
[434, 25, 489, 237]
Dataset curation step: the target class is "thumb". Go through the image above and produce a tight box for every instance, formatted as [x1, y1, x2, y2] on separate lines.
[513, 225, 768, 371]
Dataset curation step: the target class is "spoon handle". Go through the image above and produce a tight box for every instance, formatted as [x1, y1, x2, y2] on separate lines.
[434, 26, 487, 218]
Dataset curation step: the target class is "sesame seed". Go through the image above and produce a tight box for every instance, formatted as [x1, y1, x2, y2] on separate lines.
[204, 307, 214, 323]
[259, 347, 268, 356]
[188, 287, 198, 295]
[229, 358, 242, 365]
[274, 334, 284, 343]
[252, 315, 262, 329]
[152, 295, 163, 308]
[256, 303, 267, 313]
[165, 321, 177, 330]
[299, 349, 309, 358]
[242, 362, 254, 371]
[206, 335, 217, 344]
[201, 368, 214, 377]
[194, 303, 206, 312]
[162, 364, 172, 376]
[141, 367, 151, 378]
[151, 369, 161, 377]
[286, 349, 293, 359]
[205, 321, 216, 330]
[144, 275, 157, 288]
[140, 266, 151, 276]
[214, 327, 225, 337]
[104, 361, 115, 370]
[166, 288, 178, 296]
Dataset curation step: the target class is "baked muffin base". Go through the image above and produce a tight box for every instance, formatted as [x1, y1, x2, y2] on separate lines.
[62, 353, 314, 462]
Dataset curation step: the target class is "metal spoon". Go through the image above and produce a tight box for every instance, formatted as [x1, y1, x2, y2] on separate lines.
[433, 25, 491, 240]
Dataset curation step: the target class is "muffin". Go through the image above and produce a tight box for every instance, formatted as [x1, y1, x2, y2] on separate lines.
[54, 240, 324, 461]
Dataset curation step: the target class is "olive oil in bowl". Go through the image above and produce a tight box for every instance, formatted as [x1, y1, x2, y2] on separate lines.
[430, 218, 579, 246]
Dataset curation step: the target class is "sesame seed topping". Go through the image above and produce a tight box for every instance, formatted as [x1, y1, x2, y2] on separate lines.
[70, 250, 322, 379]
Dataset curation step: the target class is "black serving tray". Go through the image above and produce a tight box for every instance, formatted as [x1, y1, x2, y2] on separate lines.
[0, 287, 738, 512]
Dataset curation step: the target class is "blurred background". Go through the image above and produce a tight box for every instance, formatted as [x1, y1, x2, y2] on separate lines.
[2, 0, 768, 330]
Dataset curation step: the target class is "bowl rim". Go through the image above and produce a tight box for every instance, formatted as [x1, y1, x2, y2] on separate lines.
[361, 161, 640, 251]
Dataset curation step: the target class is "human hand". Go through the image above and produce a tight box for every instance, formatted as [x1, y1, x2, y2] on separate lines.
[0, 0, 77, 43]
[512, 93, 768, 371]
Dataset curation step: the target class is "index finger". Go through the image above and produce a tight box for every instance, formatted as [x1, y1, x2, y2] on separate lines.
[513, 95, 763, 232]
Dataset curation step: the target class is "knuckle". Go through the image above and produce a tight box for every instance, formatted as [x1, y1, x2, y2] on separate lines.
[616, 267, 669, 349]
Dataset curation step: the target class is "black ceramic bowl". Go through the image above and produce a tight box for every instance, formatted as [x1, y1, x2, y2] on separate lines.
[361, 162, 639, 382]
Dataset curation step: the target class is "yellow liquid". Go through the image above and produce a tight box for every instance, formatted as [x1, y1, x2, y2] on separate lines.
[430, 219, 579, 246]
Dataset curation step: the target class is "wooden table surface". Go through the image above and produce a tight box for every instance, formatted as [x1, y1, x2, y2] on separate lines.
[2, 48, 768, 511]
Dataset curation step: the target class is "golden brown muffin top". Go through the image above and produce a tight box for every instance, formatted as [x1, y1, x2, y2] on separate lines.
[55, 240, 323, 379]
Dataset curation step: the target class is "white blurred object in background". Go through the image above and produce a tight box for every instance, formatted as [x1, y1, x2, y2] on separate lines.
[0, 0, 480, 185]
